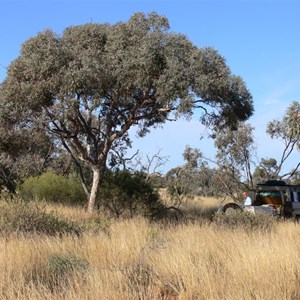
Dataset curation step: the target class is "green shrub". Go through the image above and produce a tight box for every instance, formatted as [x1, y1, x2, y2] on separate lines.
[98, 170, 164, 218]
[212, 210, 277, 232]
[30, 253, 89, 292]
[0, 200, 81, 236]
[47, 253, 89, 276]
[19, 172, 86, 205]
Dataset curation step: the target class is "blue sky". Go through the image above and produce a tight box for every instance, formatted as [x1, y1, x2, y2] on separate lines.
[1, 0, 300, 174]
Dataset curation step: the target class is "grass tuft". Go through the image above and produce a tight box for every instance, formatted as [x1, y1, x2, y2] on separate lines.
[0, 199, 82, 236]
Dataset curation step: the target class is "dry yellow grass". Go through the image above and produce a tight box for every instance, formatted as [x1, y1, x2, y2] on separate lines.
[0, 200, 300, 299]
[159, 188, 224, 219]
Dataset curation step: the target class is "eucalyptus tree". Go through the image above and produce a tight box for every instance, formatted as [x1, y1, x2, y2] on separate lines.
[266, 101, 300, 180]
[0, 97, 53, 192]
[165, 146, 208, 204]
[252, 158, 278, 184]
[0, 12, 253, 211]
[213, 123, 256, 198]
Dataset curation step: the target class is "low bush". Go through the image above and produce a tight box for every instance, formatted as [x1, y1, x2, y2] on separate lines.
[98, 170, 165, 218]
[30, 253, 89, 292]
[0, 199, 81, 236]
[19, 172, 86, 205]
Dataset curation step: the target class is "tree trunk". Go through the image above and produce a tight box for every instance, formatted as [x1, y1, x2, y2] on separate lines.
[0, 169, 16, 194]
[87, 166, 101, 213]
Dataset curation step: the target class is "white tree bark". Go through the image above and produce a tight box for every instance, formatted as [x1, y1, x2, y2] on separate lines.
[87, 166, 101, 213]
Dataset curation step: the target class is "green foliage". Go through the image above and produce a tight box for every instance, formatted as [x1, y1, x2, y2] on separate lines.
[0, 93, 54, 193]
[267, 101, 300, 142]
[0, 199, 81, 236]
[266, 101, 300, 180]
[214, 123, 255, 188]
[286, 101, 300, 140]
[147, 174, 166, 189]
[253, 158, 279, 184]
[215, 123, 255, 165]
[31, 253, 89, 292]
[98, 170, 164, 218]
[166, 147, 202, 200]
[47, 253, 89, 276]
[1, 12, 253, 211]
[165, 147, 216, 201]
[203, 123, 257, 201]
[212, 210, 277, 232]
[166, 167, 190, 198]
[19, 172, 86, 205]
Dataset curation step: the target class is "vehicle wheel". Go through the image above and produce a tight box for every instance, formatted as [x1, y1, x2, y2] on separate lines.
[222, 203, 242, 214]
[294, 215, 300, 222]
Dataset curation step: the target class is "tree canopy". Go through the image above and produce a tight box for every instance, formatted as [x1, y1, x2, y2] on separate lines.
[0, 12, 253, 211]
[266, 101, 300, 180]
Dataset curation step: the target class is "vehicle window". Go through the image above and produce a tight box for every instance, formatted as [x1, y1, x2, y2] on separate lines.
[283, 191, 289, 202]
[292, 192, 300, 202]
[258, 191, 281, 205]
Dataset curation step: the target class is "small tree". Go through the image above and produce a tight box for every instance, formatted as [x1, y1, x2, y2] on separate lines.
[165, 146, 208, 205]
[252, 158, 279, 184]
[210, 123, 256, 200]
[98, 170, 162, 218]
[266, 101, 300, 180]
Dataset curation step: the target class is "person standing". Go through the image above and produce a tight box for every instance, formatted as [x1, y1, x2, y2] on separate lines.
[242, 191, 252, 206]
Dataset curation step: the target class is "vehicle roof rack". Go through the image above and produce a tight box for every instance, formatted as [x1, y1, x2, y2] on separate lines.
[257, 180, 286, 186]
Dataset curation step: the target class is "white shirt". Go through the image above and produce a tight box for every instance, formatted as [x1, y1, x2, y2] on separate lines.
[244, 196, 252, 206]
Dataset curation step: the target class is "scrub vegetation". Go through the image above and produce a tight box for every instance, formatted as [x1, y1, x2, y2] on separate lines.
[0, 10, 299, 300]
[0, 195, 299, 300]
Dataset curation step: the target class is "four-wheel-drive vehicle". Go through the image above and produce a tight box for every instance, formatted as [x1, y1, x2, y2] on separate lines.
[218, 180, 300, 218]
